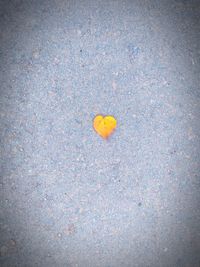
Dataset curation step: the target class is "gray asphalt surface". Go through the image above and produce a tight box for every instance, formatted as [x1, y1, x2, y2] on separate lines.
[0, 0, 200, 266]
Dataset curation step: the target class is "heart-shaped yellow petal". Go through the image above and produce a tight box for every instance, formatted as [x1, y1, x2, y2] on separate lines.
[93, 115, 117, 139]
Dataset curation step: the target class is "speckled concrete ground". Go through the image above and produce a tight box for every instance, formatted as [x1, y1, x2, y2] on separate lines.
[0, 0, 200, 266]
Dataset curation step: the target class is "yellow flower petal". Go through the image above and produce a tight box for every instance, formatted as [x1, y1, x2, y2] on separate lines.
[93, 115, 117, 139]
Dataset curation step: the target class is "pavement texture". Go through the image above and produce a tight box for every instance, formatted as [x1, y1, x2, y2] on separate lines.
[0, 0, 200, 266]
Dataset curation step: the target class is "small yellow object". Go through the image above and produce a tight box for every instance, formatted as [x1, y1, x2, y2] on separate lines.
[93, 115, 117, 139]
